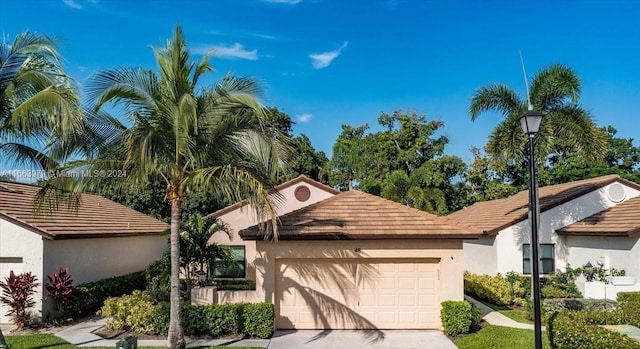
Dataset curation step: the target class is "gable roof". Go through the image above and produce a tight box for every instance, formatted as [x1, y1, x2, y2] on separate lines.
[239, 190, 482, 240]
[0, 181, 168, 240]
[557, 195, 640, 237]
[205, 174, 339, 219]
[446, 175, 640, 235]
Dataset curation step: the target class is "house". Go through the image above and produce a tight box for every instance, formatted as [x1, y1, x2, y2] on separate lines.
[0, 181, 168, 323]
[207, 175, 481, 330]
[447, 175, 640, 281]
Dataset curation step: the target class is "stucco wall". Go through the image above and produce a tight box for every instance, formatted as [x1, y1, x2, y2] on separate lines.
[217, 239, 464, 326]
[209, 182, 336, 280]
[0, 219, 44, 323]
[564, 236, 640, 278]
[42, 235, 167, 285]
[464, 182, 640, 275]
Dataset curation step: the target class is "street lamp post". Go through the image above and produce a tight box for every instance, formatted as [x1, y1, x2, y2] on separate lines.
[519, 109, 544, 349]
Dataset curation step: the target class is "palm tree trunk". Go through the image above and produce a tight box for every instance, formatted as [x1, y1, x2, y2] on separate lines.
[0, 327, 9, 349]
[166, 200, 186, 349]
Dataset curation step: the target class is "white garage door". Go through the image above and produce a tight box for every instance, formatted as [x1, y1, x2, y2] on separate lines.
[0, 257, 23, 323]
[276, 258, 440, 330]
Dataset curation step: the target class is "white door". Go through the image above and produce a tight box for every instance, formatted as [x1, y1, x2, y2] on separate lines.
[0, 257, 23, 323]
[276, 258, 440, 330]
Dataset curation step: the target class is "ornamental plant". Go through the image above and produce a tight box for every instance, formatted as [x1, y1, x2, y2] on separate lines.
[45, 267, 75, 318]
[0, 271, 39, 329]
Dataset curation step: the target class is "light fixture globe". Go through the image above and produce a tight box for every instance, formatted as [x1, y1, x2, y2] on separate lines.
[519, 109, 544, 135]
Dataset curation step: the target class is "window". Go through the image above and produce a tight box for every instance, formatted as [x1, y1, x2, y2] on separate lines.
[523, 244, 555, 275]
[214, 246, 246, 278]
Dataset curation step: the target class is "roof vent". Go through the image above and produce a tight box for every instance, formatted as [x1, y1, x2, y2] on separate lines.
[607, 183, 626, 203]
[294, 185, 311, 202]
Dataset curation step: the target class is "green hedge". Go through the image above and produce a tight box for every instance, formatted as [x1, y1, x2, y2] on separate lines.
[549, 311, 640, 349]
[543, 298, 619, 314]
[70, 271, 146, 317]
[618, 292, 640, 315]
[464, 271, 527, 306]
[152, 301, 274, 338]
[440, 301, 481, 336]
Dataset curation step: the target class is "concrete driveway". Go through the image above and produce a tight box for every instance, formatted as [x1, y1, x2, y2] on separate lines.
[268, 330, 457, 349]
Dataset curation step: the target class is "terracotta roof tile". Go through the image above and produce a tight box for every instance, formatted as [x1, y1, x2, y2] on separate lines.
[0, 181, 168, 239]
[240, 190, 482, 240]
[446, 175, 640, 234]
[557, 195, 640, 237]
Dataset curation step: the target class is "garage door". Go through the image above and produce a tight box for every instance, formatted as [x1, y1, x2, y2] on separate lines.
[276, 258, 440, 330]
[0, 257, 23, 323]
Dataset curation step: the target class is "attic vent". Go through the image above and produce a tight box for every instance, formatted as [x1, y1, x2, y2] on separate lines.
[607, 183, 626, 203]
[294, 185, 311, 202]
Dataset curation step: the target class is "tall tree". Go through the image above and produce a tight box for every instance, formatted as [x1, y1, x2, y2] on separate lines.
[0, 31, 83, 172]
[470, 64, 607, 186]
[43, 27, 287, 349]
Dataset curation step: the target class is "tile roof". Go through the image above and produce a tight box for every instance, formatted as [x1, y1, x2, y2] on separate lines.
[557, 195, 640, 237]
[239, 190, 482, 240]
[0, 181, 168, 239]
[205, 174, 339, 219]
[446, 175, 640, 234]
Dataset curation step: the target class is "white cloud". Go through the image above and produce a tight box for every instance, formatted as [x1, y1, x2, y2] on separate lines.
[193, 43, 258, 60]
[309, 41, 348, 69]
[263, 0, 301, 4]
[296, 113, 312, 123]
[63, 0, 82, 8]
[248, 32, 276, 40]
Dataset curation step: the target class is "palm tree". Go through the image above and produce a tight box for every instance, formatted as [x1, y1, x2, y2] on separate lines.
[469, 64, 606, 183]
[47, 27, 288, 349]
[0, 31, 83, 171]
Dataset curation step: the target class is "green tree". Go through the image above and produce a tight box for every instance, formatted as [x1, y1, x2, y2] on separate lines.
[44, 27, 287, 349]
[326, 124, 368, 190]
[0, 31, 83, 172]
[470, 64, 607, 186]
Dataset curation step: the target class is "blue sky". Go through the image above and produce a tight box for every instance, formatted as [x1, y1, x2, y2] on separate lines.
[2, 0, 640, 165]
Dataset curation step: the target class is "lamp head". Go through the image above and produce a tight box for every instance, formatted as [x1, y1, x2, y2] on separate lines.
[519, 110, 544, 135]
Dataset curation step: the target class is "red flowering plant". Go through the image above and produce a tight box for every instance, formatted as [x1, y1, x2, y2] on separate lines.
[0, 271, 39, 329]
[45, 267, 75, 320]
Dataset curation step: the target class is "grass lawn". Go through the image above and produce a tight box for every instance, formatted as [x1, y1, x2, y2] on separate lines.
[6, 333, 264, 349]
[454, 324, 551, 349]
[478, 299, 532, 324]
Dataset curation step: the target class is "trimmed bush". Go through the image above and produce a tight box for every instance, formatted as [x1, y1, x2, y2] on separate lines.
[618, 292, 640, 314]
[440, 300, 481, 336]
[549, 311, 640, 349]
[99, 290, 155, 334]
[151, 302, 274, 339]
[243, 302, 275, 338]
[464, 271, 515, 306]
[70, 271, 146, 317]
[543, 298, 619, 315]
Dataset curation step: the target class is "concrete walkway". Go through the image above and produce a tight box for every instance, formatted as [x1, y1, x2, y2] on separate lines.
[465, 295, 546, 330]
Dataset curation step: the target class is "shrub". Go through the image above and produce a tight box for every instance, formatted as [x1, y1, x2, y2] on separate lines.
[440, 300, 481, 336]
[216, 280, 257, 291]
[463, 271, 514, 306]
[618, 292, 640, 314]
[99, 290, 155, 334]
[549, 311, 640, 349]
[151, 302, 274, 338]
[45, 267, 75, 320]
[543, 298, 619, 315]
[243, 302, 275, 338]
[70, 271, 146, 318]
[541, 284, 581, 299]
[0, 271, 38, 329]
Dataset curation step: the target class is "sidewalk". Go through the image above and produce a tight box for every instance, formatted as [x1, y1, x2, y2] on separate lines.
[465, 295, 546, 330]
[55, 317, 269, 347]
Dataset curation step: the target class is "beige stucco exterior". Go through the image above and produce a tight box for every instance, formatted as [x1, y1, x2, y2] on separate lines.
[217, 239, 464, 330]
[209, 180, 336, 280]
[0, 217, 167, 323]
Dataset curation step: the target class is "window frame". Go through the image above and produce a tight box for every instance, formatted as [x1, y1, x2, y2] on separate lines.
[523, 243, 555, 275]
[213, 246, 246, 279]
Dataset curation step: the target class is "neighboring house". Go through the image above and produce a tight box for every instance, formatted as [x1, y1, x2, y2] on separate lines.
[447, 175, 640, 280]
[207, 175, 481, 330]
[0, 181, 168, 323]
